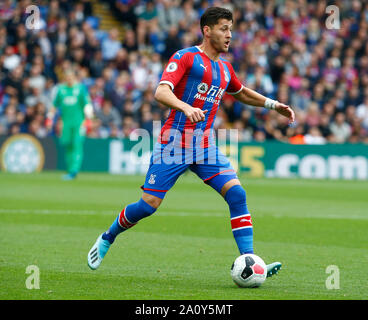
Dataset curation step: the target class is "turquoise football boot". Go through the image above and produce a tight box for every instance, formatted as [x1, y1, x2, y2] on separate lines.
[87, 234, 111, 270]
[62, 172, 77, 181]
[266, 262, 282, 278]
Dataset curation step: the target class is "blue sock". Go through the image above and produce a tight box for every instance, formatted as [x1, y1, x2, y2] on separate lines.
[225, 185, 254, 254]
[102, 198, 156, 244]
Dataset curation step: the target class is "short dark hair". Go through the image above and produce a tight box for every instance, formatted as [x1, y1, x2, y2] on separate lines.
[200, 7, 233, 34]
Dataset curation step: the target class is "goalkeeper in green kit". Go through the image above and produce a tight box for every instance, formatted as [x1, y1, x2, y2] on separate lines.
[51, 69, 94, 180]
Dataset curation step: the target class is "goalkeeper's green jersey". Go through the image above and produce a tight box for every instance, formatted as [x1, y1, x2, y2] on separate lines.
[53, 83, 90, 125]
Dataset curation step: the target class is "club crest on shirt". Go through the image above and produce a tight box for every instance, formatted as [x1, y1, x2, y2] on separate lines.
[197, 82, 208, 94]
[166, 62, 178, 72]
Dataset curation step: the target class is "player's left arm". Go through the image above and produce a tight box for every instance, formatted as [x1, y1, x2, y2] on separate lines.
[48, 84, 60, 123]
[224, 62, 295, 122]
[232, 86, 295, 123]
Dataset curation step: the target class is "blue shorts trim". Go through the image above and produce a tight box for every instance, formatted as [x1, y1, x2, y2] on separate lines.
[204, 169, 238, 194]
[203, 169, 236, 183]
[140, 185, 168, 199]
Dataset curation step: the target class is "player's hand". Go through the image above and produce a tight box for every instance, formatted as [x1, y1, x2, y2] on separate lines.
[183, 106, 208, 123]
[275, 102, 295, 123]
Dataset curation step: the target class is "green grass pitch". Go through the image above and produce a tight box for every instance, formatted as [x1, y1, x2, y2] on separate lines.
[0, 171, 367, 300]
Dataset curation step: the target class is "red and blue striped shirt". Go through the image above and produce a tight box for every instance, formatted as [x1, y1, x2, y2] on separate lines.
[158, 46, 243, 148]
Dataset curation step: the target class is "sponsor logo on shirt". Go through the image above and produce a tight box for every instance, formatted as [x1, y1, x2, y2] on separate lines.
[63, 96, 78, 105]
[194, 84, 225, 105]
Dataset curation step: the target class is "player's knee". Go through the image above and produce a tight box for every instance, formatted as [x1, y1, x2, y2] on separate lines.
[220, 179, 241, 197]
[142, 193, 162, 209]
[224, 185, 247, 208]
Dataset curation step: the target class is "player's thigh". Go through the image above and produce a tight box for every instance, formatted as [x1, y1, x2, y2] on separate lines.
[60, 124, 73, 146]
[141, 162, 188, 198]
[190, 146, 239, 196]
[141, 144, 190, 199]
[71, 124, 85, 147]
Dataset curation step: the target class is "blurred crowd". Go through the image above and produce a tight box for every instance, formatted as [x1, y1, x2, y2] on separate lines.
[1, 0, 368, 144]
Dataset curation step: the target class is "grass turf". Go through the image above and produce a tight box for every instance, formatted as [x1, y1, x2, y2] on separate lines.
[0, 171, 367, 300]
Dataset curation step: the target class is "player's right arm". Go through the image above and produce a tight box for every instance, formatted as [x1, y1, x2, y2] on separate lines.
[154, 84, 207, 123]
[154, 51, 207, 123]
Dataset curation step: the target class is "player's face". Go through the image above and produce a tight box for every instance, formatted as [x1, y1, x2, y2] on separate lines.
[208, 19, 233, 53]
[65, 73, 76, 87]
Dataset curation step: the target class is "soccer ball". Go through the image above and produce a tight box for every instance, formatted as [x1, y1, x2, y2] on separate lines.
[230, 254, 267, 288]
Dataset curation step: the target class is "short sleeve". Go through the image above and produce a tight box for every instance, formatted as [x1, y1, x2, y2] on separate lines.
[225, 63, 243, 95]
[159, 51, 190, 91]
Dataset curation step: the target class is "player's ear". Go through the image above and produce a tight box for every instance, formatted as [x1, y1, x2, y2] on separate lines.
[203, 25, 211, 37]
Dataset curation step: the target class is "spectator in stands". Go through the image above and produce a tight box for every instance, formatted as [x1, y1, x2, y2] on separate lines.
[246, 65, 274, 97]
[95, 98, 122, 137]
[0, 103, 16, 131]
[136, 0, 158, 47]
[101, 28, 122, 61]
[318, 113, 333, 142]
[330, 112, 351, 143]
[162, 25, 181, 60]
[112, 0, 138, 30]
[2, 65, 23, 101]
[157, 0, 182, 33]
[0, 0, 367, 145]
[304, 126, 326, 145]
[356, 96, 368, 130]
